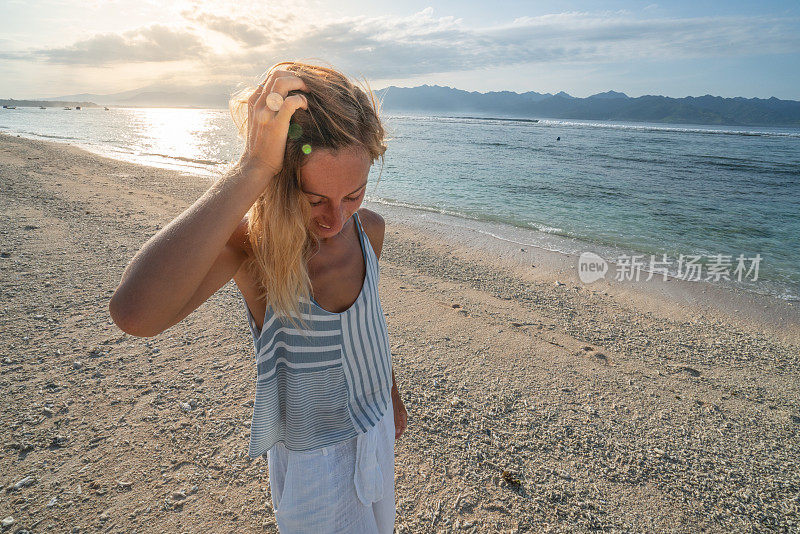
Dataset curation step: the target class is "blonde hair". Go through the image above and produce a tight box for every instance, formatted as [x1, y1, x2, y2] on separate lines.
[229, 61, 387, 326]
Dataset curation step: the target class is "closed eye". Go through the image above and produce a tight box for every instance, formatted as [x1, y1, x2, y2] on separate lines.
[309, 192, 363, 207]
[347, 189, 366, 201]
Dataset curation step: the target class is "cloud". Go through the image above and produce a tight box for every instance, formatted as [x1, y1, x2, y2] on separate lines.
[182, 12, 281, 47]
[12, 9, 800, 81]
[198, 9, 800, 80]
[0, 51, 29, 61]
[498, 12, 800, 60]
[33, 25, 208, 65]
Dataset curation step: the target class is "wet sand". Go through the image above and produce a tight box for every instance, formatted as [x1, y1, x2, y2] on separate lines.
[1, 132, 799, 533]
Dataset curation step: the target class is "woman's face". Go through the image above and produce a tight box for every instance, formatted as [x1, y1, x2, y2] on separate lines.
[298, 145, 372, 240]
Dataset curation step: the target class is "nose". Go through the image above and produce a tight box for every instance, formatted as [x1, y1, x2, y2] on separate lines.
[323, 202, 347, 231]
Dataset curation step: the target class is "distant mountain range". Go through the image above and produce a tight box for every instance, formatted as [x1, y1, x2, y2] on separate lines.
[8, 83, 799, 127]
[36, 83, 235, 109]
[374, 86, 800, 127]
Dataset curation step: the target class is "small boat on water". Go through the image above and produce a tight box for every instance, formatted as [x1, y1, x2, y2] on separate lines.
[63, 107, 72, 110]
[39, 106, 46, 109]
[75, 106, 81, 110]
[5, 106, 16, 109]
[104, 107, 109, 111]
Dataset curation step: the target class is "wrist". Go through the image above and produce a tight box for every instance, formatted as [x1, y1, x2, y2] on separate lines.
[237, 156, 277, 183]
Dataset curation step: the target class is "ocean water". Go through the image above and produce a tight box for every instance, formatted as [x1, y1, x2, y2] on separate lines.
[2, 106, 798, 300]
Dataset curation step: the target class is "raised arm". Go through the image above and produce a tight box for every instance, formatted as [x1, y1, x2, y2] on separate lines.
[109, 71, 309, 337]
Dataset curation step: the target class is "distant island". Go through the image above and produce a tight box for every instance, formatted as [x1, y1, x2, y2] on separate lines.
[1, 99, 99, 109]
[375, 86, 800, 127]
[6, 85, 800, 127]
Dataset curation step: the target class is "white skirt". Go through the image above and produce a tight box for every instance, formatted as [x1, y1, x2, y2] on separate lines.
[267, 395, 396, 533]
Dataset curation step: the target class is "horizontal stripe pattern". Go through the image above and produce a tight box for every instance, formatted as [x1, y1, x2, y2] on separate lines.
[249, 365, 357, 455]
[238, 211, 393, 457]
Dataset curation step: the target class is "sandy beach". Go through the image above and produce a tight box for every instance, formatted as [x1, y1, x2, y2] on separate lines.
[1, 132, 799, 533]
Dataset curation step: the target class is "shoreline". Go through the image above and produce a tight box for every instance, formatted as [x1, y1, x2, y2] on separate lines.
[3, 128, 797, 342]
[365, 199, 800, 345]
[3, 118, 799, 309]
[2, 132, 799, 532]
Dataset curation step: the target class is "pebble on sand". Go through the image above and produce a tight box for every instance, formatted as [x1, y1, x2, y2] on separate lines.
[12, 476, 34, 490]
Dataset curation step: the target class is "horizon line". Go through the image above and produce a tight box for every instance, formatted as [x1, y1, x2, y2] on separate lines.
[6, 84, 799, 104]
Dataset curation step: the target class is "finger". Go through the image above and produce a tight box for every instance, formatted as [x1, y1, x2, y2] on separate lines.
[248, 81, 267, 107]
[267, 69, 293, 83]
[252, 107, 272, 129]
[256, 69, 292, 95]
[273, 94, 308, 127]
[265, 70, 297, 93]
[256, 76, 307, 117]
[254, 84, 271, 112]
[270, 76, 309, 98]
[255, 70, 294, 110]
[247, 83, 264, 129]
[248, 72, 279, 108]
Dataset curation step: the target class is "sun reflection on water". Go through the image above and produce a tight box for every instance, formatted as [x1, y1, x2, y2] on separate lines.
[130, 108, 221, 162]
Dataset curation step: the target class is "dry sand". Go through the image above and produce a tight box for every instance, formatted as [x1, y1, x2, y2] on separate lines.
[1, 132, 799, 533]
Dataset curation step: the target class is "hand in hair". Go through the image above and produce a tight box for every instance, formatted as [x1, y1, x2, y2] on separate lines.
[242, 70, 309, 180]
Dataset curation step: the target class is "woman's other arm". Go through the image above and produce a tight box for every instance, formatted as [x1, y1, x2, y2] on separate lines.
[391, 369, 407, 439]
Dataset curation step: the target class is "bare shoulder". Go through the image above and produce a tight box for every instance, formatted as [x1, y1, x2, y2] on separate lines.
[358, 207, 385, 231]
[357, 208, 386, 260]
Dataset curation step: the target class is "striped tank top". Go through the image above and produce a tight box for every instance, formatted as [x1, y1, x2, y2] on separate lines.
[237, 211, 393, 458]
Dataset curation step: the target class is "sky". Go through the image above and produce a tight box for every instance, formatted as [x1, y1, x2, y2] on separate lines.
[1, 0, 799, 100]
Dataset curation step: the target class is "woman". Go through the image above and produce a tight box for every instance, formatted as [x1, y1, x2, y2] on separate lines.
[109, 61, 408, 533]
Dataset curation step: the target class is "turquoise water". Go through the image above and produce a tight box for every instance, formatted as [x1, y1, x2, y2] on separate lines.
[2, 107, 798, 300]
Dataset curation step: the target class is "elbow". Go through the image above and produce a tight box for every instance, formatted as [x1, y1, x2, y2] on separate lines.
[109, 290, 163, 338]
